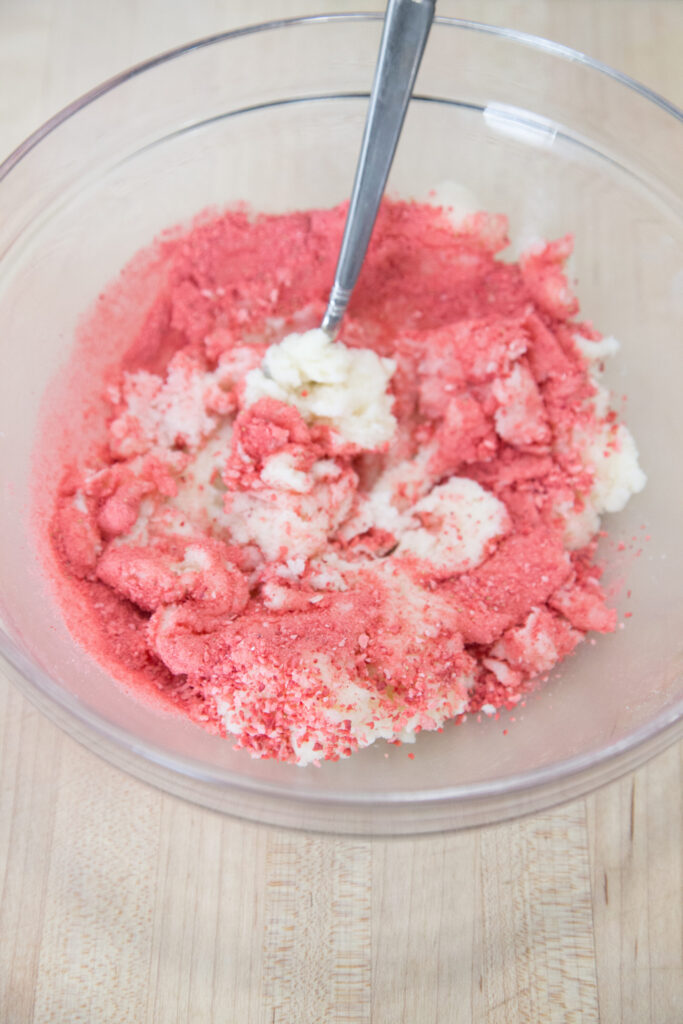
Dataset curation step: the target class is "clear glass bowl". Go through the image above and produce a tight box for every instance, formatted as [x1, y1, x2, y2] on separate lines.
[0, 15, 681, 835]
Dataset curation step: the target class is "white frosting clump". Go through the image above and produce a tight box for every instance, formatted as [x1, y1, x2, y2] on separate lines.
[244, 327, 397, 448]
[396, 477, 511, 577]
[558, 334, 646, 548]
[109, 356, 219, 457]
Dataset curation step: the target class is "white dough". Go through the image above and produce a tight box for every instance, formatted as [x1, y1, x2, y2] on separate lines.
[244, 328, 397, 448]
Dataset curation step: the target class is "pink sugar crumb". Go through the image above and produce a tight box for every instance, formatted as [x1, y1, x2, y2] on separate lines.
[36, 197, 638, 765]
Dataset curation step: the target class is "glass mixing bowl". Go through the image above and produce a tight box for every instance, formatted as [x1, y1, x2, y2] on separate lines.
[0, 15, 681, 835]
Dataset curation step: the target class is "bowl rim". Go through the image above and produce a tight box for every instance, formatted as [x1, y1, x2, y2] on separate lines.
[1, 12, 681, 821]
[0, 11, 681, 183]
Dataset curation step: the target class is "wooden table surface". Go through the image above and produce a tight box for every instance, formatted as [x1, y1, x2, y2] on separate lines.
[1, 2, 681, 1021]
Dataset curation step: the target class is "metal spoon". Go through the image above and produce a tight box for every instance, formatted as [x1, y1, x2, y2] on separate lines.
[320, 0, 437, 337]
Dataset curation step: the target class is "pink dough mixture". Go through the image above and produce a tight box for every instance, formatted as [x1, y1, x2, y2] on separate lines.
[42, 198, 645, 764]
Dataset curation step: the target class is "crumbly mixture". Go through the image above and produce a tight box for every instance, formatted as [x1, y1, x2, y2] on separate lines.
[46, 197, 645, 764]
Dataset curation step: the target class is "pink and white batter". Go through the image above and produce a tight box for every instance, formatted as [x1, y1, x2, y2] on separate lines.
[43, 196, 645, 763]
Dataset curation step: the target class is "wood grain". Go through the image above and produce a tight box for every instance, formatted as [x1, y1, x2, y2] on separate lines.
[262, 836, 372, 1023]
[371, 833, 480, 1023]
[0, 3, 682, 1022]
[588, 742, 683, 1024]
[477, 806, 599, 1023]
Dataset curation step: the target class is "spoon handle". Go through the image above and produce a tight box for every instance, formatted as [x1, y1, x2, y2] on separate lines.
[321, 0, 436, 336]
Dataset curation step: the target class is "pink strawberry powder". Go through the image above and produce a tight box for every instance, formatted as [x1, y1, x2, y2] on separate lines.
[36, 199, 641, 764]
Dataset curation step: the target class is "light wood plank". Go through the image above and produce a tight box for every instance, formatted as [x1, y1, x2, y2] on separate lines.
[30, 745, 161, 1024]
[371, 833, 479, 1023]
[587, 741, 683, 1024]
[0, 0, 52, 157]
[0, 686, 62, 1024]
[475, 805, 600, 1023]
[261, 834, 372, 1024]
[145, 801, 267, 1024]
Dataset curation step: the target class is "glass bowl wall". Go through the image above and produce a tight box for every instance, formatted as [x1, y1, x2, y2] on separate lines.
[0, 15, 681, 834]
